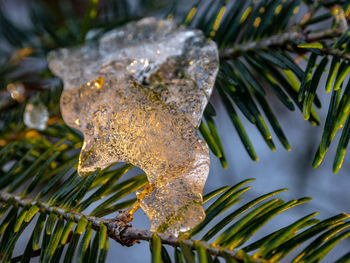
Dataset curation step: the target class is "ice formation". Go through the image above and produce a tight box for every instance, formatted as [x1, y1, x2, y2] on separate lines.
[48, 17, 219, 235]
[23, 102, 49, 130]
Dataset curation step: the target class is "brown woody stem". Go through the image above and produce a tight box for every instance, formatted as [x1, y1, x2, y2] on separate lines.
[219, 28, 346, 59]
[0, 191, 247, 263]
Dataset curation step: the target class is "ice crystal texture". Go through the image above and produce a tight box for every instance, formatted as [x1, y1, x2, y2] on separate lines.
[48, 17, 219, 235]
[23, 103, 49, 130]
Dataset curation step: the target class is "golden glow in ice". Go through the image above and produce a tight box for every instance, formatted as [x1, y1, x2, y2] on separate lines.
[48, 17, 219, 235]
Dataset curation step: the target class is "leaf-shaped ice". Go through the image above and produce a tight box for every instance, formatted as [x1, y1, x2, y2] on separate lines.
[48, 17, 219, 235]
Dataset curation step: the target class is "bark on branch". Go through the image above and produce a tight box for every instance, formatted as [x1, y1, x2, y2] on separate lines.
[0, 191, 248, 262]
[219, 28, 348, 60]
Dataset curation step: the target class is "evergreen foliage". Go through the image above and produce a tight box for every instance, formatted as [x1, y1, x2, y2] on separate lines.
[1, 0, 350, 262]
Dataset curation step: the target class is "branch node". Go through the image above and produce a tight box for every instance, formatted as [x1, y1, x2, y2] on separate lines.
[106, 210, 137, 247]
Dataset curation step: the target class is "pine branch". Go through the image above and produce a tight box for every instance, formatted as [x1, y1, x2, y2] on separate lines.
[0, 191, 135, 247]
[11, 248, 41, 262]
[219, 28, 345, 59]
[0, 191, 102, 235]
[1, 1, 350, 261]
[317, 47, 350, 60]
[0, 191, 247, 263]
[123, 228, 247, 262]
[1, 168, 350, 262]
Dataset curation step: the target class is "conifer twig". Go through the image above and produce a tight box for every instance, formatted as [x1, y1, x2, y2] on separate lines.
[219, 28, 346, 59]
[11, 248, 42, 262]
[0, 191, 248, 263]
